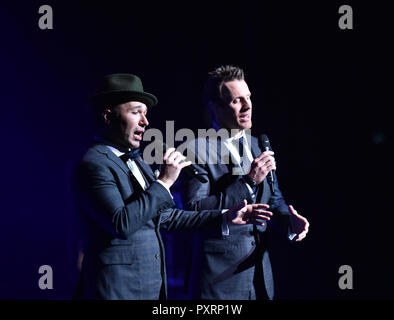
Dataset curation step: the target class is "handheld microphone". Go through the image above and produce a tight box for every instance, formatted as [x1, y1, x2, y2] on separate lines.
[161, 141, 208, 183]
[259, 134, 275, 195]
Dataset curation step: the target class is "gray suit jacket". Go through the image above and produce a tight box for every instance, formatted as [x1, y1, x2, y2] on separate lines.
[74, 142, 222, 300]
[182, 135, 291, 300]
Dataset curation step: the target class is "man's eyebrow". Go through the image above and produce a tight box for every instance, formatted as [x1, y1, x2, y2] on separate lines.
[128, 105, 145, 110]
[235, 93, 251, 99]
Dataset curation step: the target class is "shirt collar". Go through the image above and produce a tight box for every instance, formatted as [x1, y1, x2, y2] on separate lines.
[225, 130, 245, 144]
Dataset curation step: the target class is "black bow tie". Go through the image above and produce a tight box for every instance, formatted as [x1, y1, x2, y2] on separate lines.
[120, 148, 141, 162]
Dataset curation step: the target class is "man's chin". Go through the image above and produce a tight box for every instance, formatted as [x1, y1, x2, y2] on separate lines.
[128, 141, 140, 149]
[239, 122, 252, 130]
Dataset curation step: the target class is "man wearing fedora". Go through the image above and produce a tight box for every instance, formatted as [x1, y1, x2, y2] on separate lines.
[74, 73, 273, 299]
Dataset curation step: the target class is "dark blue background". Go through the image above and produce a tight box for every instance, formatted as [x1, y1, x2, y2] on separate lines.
[1, 1, 391, 299]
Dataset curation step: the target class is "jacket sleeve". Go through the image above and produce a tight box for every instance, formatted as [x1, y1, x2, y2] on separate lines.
[159, 208, 223, 233]
[76, 160, 174, 239]
[268, 171, 290, 216]
[184, 168, 254, 211]
[267, 172, 295, 239]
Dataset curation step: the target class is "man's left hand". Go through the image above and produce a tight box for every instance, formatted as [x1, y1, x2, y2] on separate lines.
[288, 205, 309, 241]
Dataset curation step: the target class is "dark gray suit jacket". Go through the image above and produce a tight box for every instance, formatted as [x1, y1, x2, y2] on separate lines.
[74, 142, 222, 300]
[182, 135, 291, 300]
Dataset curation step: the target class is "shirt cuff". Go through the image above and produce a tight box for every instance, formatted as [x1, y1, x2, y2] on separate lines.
[244, 181, 255, 195]
[241, 178, 256, 201]
[156, 179, 173, 199]
[221, 209, 229, 236]
[288, 229, 297, 241]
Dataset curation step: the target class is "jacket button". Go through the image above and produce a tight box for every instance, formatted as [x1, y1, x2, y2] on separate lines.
[155, 253, 160, 259]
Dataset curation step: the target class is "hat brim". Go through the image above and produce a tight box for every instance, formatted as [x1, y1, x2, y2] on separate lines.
[90, 90, 158, 109]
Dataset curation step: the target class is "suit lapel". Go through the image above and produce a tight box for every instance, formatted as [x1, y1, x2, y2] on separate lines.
[134, 157, 156, 184]
[92, 143, 156, 182]
[250, 135, 261, 159]
[134, 157, 161, 226]
[248, 137, 271, 231]
[250, 135, 273, 201]
[212, 137, 231, 180]
[93, 143, 130, 176]
[93, 143, 153, 190]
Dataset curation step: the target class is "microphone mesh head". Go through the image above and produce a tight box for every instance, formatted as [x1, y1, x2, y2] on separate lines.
[260, 134, 271, 148]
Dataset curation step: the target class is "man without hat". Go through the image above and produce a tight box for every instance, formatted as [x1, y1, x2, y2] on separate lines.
[181, 66, 310, 300]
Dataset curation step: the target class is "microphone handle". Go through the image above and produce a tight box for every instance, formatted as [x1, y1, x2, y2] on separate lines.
[264, 146, 276, 195]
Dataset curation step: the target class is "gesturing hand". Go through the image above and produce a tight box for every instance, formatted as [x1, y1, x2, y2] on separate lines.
[158, 147, 192, 189]
[226, 200, 273, 226]
[288, 205, 310, 242]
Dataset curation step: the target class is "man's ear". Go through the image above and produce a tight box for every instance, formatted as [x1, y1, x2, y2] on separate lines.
[102, 108, 112, 125]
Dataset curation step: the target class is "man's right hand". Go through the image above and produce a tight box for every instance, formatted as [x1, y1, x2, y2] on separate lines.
[158, 148, 192, 189]
[226, 200, 273, 226]
[247, 150, 276, 185]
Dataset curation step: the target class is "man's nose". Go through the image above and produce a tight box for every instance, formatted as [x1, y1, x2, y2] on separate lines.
[242, 100, 251, 110]
[140, 114, 149, 126]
